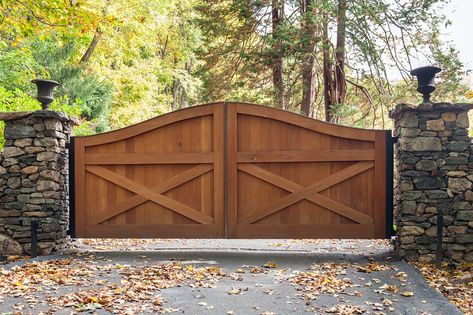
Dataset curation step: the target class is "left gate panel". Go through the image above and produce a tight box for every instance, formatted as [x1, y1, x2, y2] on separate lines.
[72, 104, 225, 238]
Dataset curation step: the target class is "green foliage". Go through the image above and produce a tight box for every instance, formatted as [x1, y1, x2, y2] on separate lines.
[30, 37, 113, 131]
[0, 0, 470, 137]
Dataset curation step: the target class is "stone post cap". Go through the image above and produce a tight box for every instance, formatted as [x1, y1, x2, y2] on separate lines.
[389, 102, 473, 119]
[0, 110, 79, 125]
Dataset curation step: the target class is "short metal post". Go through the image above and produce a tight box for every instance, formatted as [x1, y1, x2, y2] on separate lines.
[435, 209, 443, 268]
[31, 220, 39, 258]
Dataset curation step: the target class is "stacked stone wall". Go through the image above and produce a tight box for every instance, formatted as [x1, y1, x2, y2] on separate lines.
[0, 111, 74, 255]
[390, 103, 473, 262]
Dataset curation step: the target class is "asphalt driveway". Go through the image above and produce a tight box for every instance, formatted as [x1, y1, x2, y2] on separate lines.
[0, 239, 464, 314]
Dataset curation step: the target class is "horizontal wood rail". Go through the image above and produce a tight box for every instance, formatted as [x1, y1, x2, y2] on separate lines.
[237, 149, 375, 163]
[85, 153, 214, 165]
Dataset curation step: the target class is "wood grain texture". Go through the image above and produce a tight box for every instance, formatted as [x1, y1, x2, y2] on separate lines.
[226, 102, 388, 239]
[73, 102, 389, 239]
[74, 105, 224, 238]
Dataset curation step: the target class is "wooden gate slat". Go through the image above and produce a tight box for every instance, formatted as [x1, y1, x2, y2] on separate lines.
[239, 161, 374, 224]
[90, 164, 213, 224]
[85, 153, 214, 164]
[238, 164, 374, 224]
[237, 149, 375, 162]
[86, 165, 214, 224]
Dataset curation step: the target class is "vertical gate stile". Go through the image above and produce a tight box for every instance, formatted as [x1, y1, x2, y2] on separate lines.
[223, 102, 228, 238]
[68, 136, 76, 238]
[374, 131, 388, 238]
[226, 103, 238, 238]
[385, 130, 394, 239]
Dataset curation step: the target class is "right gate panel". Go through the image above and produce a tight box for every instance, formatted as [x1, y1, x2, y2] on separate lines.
[226, 103, 388, 239]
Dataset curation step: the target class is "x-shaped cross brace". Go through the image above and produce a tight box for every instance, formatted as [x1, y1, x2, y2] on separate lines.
[86, 165, 214, 224]
[238, 162, 375, 224]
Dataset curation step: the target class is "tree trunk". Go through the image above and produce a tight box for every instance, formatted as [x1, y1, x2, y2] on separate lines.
[272, 0, 284, 109]
[80, 27, 102, 64]
[300, 0, 317, 116]
[322, 15, 334, 122]
[322, 0, 347, 122]
[335, 0, 347, 105]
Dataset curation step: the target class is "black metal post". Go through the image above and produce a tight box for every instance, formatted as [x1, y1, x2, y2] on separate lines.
[68, 136, 76, 238]
[31, 220, 39, 258]
[435, 208, 443, 268]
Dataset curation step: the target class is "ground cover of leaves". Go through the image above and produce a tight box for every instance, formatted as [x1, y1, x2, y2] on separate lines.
[0, 253, 426, 315]
[414, 262, 473, 315]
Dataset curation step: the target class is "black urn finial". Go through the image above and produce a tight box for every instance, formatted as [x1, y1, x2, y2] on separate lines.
[31, 79, 60, 110]
[410, 66, 442, 103]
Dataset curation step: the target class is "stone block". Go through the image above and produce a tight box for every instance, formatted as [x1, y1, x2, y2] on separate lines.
[426, 226, 446, 237]
[2, 147, 24, 158]
[401, 201, 417, 215]
[7, 177, 21, 189]
[21, 166, 38, 175]
[447, 141, 470, 152]
[44, 119, 63, 131]
[24, 146, 44, 154]
[400, 128, 421, 137]
[413, 177, 445, 190]
[425, 190, 448, 199]
[464, 252, 473, 262]
[36, 180, 60, 191]
[14, 138, 32, 147]
[415, 160, 437, 171]
[457, 211, 473, 221]
[399, 111, 418, 127]
[447, 171, 468, 178]
[0, 234, 23, 255]
[441, 112, 457, 123]
[455, 234, 473, 243]
[400, 226, 425, 236]
[425, 207, 438, 214]
[400, 180, 414, 191]
[8, 165, 20, 173]
[445, 156, 469, 165]
[447, 226, 467, 234]
[0, 210, 21, 217]
[37, 152, 58, 162]
[34, 138, 58, 147]
[39, 170, 61, 182]
[456, 112, 469, 128]
[33, 123, 45, 132]
[426, 119, 445, 131]
[448, 178, 473, 193]
[402, 191, 423, 200]
[4, 124, 36, 139]
[400, 137, 442, 152]
[453, 202, 472, 210]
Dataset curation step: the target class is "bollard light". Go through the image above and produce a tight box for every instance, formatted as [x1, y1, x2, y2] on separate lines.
[31, 79, 60, 110]
[410, 66, 441, 103]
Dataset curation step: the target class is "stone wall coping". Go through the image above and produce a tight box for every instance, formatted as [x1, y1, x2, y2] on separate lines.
[0, 110, 79, 125]
[389, 102, 473, 119]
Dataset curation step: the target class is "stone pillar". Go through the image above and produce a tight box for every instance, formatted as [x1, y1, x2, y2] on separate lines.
[390, 103, 473, 263]
[0, 111, 75, 255]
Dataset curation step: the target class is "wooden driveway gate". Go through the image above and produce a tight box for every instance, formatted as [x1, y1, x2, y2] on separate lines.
[70, 102, 393, 239]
